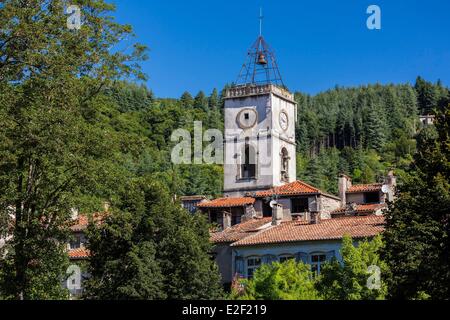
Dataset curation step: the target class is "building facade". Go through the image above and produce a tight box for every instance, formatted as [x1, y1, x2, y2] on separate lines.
[194, 33, 395, 288]
[223, 85, 297, 197]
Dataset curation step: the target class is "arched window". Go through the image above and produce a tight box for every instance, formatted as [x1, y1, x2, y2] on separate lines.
[281, 148, 289, 181]
[241, 140, 256, 179]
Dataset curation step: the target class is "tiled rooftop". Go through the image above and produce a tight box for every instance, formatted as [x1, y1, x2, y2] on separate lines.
[70, 213, 106, 232]
[231, 215, 385, 247]
[332, 203, 386, 215]
[255, 180, 320, 197]
[210, 217, 272, 244]
[68, 248, 90, 260]
[197, 197, 255, 209]
[347, 183, 383, 193]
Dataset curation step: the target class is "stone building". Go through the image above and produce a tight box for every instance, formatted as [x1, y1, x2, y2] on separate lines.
[199, 175, 394, 287]
[194, 32, 395, 288]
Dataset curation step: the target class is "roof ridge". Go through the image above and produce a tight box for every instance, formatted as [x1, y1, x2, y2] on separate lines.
[292, 180, 320, 191]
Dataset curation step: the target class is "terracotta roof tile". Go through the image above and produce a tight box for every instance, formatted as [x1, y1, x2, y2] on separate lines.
[255, 181, 320, 197]
[68, 248, 90, 260]
[347, 183, 382, 193]
[70, 213, 106, 232]
[231, 215, 385, 247]
[210, 217, 272, 244]
[70, 215, 89, 232]
[332, 203, 386, 215]
[197, 197, 255, 209]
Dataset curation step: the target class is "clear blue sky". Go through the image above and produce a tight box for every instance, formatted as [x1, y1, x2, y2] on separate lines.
[110, 0, 450, 98]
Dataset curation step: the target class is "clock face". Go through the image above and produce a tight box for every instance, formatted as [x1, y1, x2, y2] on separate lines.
[279, 111, 289, 131]
[237, 108, 258, 129]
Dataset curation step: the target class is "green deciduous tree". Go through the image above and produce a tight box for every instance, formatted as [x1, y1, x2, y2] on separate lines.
[233, 260, 320, 300]
[0, 0, 146, 299]
[317, 235, 388, 300]
[84, 179, 223, 300]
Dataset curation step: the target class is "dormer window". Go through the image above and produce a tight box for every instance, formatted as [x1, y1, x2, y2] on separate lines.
[364, 192, 380, 204]
[291, 197, 309, 215]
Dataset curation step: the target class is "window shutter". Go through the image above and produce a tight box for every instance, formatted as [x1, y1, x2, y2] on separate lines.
[325, 250, 335, 261]
[295, 252, 309, 264]
[235, 256, 245, 276]
[262, 254, 277, 264]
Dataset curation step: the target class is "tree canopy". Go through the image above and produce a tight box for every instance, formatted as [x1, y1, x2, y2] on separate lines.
[383, 102, 450, 300]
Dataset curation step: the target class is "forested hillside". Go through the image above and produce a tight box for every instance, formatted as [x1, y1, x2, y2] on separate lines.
[102, 78, 448, 197]
[295, 78, 449, 194]
[100, 82, 225, 198]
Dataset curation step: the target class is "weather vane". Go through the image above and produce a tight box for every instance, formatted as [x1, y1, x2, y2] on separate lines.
[259, 7, 263, 37]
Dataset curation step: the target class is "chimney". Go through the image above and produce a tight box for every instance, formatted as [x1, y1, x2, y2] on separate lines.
[70, 208, 79, 221]
[338, 174, 352, 205]
[310, 211, 320, 224]
[386, 170, 396, 188]
[272, 202, 283, 226]
[385, 170, 396, 202]
[222, 211, 231, 230]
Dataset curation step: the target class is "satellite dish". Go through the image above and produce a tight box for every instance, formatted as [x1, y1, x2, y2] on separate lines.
[381, 185, 390, 194]
[269, 200, 278, 208]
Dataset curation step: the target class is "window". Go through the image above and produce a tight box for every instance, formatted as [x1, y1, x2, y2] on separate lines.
[70, 235, 82, 250]
[279, 255, 294, 263]
[364, 192, 380, 204]
[182, 201, 198, 214]
[310, 254, 327, 274]
[209, 211, 218, 225]
[244, 113, 249, 120]
[241, 142, 256, 179]
[246, 257, 261, 279]
[262, 201, 272, 217]
[231, 211, 242, 226]
[291, 198, 309, 214]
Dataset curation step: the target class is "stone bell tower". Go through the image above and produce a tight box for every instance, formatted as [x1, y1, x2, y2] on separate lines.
[223, 33, 297, 197]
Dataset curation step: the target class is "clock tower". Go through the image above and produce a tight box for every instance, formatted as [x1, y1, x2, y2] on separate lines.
[223, 35, 297, 197]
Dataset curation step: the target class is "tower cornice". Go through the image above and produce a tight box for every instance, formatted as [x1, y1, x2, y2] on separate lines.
[225, 84, 297, 105]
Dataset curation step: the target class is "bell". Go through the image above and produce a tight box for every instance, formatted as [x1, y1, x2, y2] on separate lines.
[257, 52, 267, 65]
